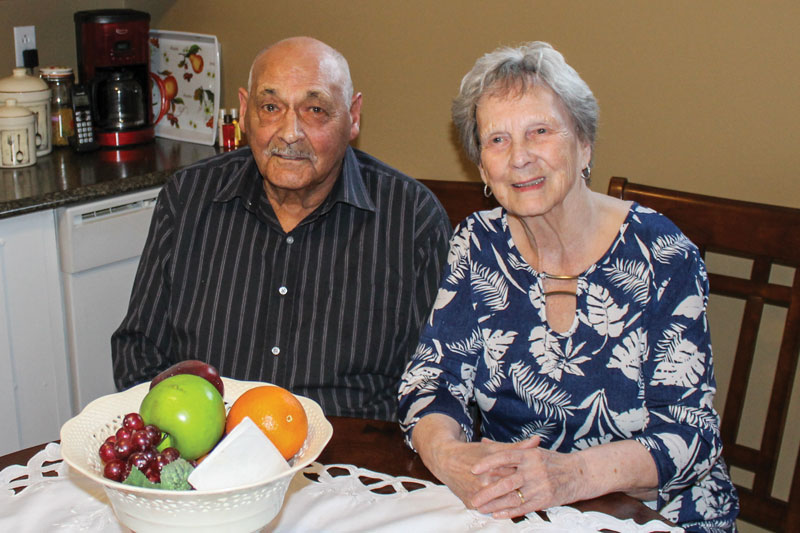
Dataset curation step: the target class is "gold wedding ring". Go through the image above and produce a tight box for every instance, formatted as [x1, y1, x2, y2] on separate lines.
[515, 488, 525, 504]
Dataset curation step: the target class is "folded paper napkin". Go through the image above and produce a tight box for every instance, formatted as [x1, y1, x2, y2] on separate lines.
[0, 444, 683, 532]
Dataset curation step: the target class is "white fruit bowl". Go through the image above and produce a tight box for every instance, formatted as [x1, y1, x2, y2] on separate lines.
[60, 378, 333, 533]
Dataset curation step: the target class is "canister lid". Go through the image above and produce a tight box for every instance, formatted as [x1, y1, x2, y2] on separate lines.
[0, 98, 34, 118]
[40, 66, 74, 78]
[0, 68, 49, 93]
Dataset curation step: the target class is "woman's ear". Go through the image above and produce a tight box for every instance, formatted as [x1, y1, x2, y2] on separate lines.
[477, 161, 488, 185]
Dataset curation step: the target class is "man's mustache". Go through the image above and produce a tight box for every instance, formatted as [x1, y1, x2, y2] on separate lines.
[267, 145, 316, 161]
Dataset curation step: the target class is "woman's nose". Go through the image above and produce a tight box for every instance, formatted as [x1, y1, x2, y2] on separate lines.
[510, 140, 535, 168]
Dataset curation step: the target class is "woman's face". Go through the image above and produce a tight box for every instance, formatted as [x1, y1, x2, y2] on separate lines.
[476, 84, 591, 219]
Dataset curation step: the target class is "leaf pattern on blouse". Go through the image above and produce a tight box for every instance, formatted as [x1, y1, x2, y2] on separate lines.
[481, 329, 516, 391]
[652, 324, 706, 387]
[471, 264, 509, 311]
[397, 204, 738, 531]
[603, 258, 650, 304]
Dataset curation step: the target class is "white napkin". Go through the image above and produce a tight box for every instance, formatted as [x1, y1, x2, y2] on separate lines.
[0, 444, 124, 532]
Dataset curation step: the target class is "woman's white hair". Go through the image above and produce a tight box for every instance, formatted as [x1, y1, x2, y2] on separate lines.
[452, 41, 598, 165]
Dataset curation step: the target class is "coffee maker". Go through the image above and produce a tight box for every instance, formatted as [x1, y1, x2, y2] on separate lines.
[74, 9, 165, 147]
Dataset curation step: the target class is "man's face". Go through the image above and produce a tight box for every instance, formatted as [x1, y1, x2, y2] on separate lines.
[239, 44, 361, 196]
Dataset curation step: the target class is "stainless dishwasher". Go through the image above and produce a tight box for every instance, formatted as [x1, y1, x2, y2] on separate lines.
[56, 187, 160, 414]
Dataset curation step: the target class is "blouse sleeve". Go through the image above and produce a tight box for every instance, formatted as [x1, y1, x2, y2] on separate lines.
[633, 237, 724, 507]
[397, 219, 483, 449]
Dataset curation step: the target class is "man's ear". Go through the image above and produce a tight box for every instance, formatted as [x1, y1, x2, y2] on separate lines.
[349, 92, 363, 141]
[238, 87, 249, 134]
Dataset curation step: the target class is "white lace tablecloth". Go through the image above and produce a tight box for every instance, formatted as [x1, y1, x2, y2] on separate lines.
[0, 443, 682, 532]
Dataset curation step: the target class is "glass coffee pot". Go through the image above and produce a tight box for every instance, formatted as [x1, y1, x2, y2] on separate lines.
[95, 70, 145, 131]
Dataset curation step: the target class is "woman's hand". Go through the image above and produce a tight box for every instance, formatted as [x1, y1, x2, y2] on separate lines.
[470, 439, 659, 519]
[411, 414, 528, 507]
[470, 444, 586, 518]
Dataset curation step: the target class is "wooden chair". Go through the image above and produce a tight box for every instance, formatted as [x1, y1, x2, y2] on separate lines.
[420, 179, 498, 228]
[608, 176, 800, 532]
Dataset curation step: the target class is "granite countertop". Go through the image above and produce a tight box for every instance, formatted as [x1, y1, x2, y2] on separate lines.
[0, 138, 221, 219]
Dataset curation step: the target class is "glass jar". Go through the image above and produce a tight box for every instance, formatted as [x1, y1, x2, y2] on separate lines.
[40, 66, 75, 147]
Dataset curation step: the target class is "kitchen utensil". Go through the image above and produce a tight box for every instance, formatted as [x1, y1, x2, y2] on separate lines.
[60, 378, 332, 533]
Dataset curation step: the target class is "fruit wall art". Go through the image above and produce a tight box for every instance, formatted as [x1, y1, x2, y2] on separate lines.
[149, 30, 220, 145]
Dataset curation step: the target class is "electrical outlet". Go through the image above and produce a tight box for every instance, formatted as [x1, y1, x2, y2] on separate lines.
[13, 26, 36, 67]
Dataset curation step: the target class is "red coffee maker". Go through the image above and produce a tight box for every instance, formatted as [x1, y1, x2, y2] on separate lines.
[74, 9, 166, 147]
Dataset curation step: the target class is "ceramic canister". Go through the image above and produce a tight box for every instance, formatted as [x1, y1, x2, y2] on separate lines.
[0, 68, 52, 156]
[0, 99, 37, 168]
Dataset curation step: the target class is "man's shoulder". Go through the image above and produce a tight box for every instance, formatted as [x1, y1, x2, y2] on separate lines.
[352, 148, 442, 204]
[172, 148, 252, 182]
[163, 148, 253, 201]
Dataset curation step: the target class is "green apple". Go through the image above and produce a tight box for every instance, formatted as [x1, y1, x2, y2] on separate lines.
[139, 374, 226, 460]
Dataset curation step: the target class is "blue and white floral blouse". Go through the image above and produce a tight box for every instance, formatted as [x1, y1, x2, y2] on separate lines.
[398, 204, 739, 531]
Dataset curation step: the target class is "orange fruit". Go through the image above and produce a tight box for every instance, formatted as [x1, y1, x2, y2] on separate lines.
[226, 385, 308, 460]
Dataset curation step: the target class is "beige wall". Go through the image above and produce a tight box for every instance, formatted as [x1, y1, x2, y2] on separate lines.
[0, 0, 124, 73]
[5, 0, 797, 205]
[126, 0, 800, 209]
[3, 2, 798, 529]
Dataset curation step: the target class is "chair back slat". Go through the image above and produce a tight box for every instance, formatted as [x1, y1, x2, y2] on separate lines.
[608, 177, 800, 532]
[419, 179, 498, 228]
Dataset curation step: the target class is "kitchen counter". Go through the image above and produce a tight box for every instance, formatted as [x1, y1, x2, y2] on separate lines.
[0, 139, 220, 219]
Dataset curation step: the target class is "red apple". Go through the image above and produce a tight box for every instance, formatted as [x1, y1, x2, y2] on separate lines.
[150, 360, 224, 397]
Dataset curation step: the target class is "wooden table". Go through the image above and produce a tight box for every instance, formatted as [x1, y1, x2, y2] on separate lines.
[0, 416, 672, 529]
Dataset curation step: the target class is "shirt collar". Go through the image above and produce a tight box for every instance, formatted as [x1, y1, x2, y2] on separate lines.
[214, 146, 375, 216]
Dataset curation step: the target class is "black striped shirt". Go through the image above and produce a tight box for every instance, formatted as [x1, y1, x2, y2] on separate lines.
[112, 146, 451, 420]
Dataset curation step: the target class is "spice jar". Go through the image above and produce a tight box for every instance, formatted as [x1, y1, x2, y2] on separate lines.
[40, 66, 75, 147]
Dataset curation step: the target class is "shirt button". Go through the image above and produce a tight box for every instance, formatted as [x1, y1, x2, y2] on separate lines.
[271, 346, 280, 356]
[286, 236, 295, 244]
[278, 286, 288, 295]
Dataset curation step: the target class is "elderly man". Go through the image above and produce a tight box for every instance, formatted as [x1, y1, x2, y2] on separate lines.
[112, 37, 451, 420]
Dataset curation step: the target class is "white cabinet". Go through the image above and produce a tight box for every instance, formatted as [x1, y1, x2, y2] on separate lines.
[0, 210, 72, 455]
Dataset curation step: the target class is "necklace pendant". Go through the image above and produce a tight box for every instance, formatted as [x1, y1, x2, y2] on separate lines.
[541, 272, 580, 281]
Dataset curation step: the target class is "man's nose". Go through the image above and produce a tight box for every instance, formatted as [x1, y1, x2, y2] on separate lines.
[278, 110, 304, 144]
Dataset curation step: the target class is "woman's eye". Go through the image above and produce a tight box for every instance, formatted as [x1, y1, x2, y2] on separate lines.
[535, 127, 547, 134]
[491, 136, 504, 144]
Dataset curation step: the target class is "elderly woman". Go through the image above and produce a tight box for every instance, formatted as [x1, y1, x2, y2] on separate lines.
[397, 42, 738, 531]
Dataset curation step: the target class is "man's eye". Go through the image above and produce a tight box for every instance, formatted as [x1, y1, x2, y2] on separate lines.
[310, 106, 323, 113]
[263, 103, 277, 112]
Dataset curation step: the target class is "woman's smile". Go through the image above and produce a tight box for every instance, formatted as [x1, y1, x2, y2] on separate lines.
[511, 176, 545, 189]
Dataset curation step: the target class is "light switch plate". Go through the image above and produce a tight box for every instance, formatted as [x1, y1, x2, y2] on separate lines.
[13, 26, 36, 67]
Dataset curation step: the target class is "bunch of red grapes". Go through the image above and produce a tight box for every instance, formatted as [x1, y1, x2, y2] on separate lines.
[98, 412, 182, 483]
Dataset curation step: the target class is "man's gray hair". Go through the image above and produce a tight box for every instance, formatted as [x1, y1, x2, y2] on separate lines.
[452, 41, 598, 165]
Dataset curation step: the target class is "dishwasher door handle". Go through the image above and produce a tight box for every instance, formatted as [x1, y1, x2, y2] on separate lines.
[57, 187, 162, 274]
